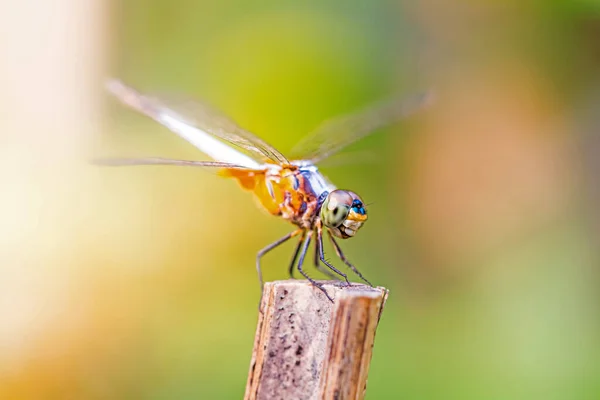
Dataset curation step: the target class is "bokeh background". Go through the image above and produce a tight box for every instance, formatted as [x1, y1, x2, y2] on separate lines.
[1, 0, 600, 398]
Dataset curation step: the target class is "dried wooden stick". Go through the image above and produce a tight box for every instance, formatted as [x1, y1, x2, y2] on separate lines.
[245, 280, 388, 400]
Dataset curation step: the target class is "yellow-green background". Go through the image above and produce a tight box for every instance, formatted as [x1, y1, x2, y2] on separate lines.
[2, 0, 600, 398]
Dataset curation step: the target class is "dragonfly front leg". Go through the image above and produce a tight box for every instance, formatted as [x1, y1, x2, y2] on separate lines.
[313, 238, 341, 280]
[256, 229, 303, 291]
[288, 231, 338, 281]
[297, 231, 334, 302]
[316, 223, 350, 285]
[328, 230, 373, 287]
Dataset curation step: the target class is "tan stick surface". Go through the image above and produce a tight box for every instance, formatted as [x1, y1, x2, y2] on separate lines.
[245, 280, 388, 400]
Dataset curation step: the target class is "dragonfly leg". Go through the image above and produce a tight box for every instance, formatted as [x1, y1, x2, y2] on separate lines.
[328, 231, 373, 287]
[297, 231, 334, 302]
[316, 225, 350, 286]
[313, 238, 341, 280]
[313, 237, 319, 270]
[257, 229, 303, 291]
[288, 231, 306, 279]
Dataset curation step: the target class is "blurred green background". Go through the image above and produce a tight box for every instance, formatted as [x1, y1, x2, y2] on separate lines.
[2, 0, 600, 399]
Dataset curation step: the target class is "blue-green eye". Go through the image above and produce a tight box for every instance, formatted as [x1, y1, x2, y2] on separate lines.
[320, 190, 352, 228]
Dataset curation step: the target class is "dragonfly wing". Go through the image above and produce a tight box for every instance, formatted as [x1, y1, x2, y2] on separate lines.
[92, 157, 254, 169]
[290, 90, 434, 163]
[314, 149, 380, 169]
[106, 80, 288, 167]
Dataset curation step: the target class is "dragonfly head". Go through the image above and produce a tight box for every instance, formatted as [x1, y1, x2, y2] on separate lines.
[320, 190, 367, 239]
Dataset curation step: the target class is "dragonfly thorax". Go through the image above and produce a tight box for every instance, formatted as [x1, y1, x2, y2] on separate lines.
[261, 163, 368, 237]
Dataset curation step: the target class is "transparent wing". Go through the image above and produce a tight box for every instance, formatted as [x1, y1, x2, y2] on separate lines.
[93, 157, 253, 170]
[106, 80, 289, 166]
[314, 149, 380, 169]
[290, 90, 435, 163]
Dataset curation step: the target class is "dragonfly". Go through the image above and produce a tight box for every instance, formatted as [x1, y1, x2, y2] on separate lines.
[99, 79, 433, 301]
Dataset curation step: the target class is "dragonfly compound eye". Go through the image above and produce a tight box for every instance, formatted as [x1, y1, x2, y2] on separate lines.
[321, 190, 368, 238]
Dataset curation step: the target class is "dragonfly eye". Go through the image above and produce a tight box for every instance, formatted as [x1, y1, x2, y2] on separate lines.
[320, 190, 368, 238]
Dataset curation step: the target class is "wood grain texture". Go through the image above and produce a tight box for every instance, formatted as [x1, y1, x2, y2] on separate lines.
[245, 280, 388, 400]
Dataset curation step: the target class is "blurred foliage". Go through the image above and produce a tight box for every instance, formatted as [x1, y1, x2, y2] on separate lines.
[2, 0, 600, 399]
